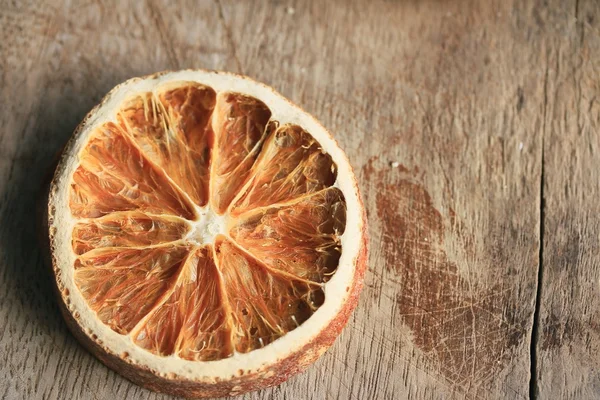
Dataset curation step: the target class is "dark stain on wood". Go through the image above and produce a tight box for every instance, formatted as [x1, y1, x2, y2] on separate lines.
[541, 312, 577, 351]
[557, 228, 581, 268]
[516, 86, 525, 113]
[363, 156, 526, 388]
[540, 228, 582, 351]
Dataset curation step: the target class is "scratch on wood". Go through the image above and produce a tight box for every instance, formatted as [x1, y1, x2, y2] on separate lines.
[147, 0, 181, 69]
[363, 156, 527, 391]
[214, 0, 243, 74]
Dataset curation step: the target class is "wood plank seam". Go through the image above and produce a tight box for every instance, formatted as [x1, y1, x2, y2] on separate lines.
[529, 47, 551, 400]
[530, 139, 545, 400]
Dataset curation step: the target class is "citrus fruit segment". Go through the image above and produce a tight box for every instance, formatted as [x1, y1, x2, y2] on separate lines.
[214, 237, 324, 354]
[229, 187, 345, 283]
[48, 70, 367, 398]
[231, 123, 337, 215]
[210, 92, 272, 214]
[117, 83, 215, 207]
[74, 245, 191, 334]
[132, 245, 233, 361]
[72, 212, 190, 255]
[69, 122, 195, 219]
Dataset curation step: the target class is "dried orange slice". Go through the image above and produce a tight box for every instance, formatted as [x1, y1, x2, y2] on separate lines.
[46, 70, 368, 398]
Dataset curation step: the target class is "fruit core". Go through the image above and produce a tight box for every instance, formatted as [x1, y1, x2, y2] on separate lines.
[187, 208, 227, 245]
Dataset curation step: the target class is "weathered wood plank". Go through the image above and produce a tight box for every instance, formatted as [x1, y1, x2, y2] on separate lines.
[535, 0, 600, 398]
[0, 0, 589, 399]
[218, 0, 545, 398]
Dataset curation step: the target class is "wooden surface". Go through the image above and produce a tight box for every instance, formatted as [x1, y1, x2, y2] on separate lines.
[535, 1, 600, 398]
[0, 1, 597, 399]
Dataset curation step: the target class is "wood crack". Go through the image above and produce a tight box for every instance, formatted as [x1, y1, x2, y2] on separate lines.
[529, 50, 550, 400]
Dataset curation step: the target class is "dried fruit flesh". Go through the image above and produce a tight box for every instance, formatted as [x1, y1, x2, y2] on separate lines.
[67, 82, 347, 360]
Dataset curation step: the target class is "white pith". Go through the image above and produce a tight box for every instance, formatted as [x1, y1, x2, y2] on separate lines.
[49, 70, 364, 381]
[186, 207, 227, 245]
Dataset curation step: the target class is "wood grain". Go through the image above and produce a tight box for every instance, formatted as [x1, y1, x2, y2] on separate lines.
[534, 0, 600, 398]
[0, 0, 594, 399]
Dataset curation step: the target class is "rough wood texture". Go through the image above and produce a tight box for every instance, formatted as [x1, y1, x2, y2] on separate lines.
[0, 0, 596, 399]
[535, 0, 600, 398]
